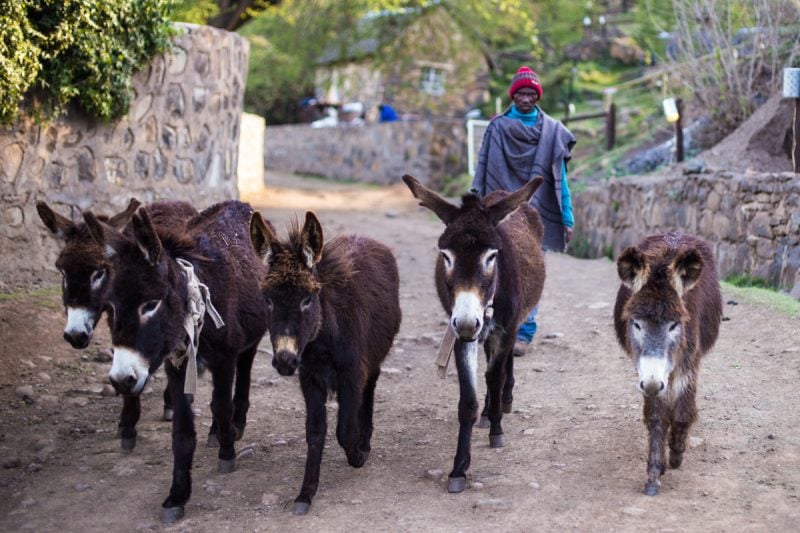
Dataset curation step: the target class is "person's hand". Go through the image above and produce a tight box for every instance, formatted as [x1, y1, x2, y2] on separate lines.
[564, 225, 573, 243]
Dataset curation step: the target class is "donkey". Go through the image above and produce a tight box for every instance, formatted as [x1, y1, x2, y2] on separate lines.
[83, 200, 268, 523]
[249, 211, 401, 515]
[402, 174, 545, 493]
[37, 199, 199, 448]
[613, 233, 722, 496]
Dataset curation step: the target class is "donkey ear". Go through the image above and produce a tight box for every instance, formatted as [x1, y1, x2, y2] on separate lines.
[36, 201, 75, 241]
[131, 208, 162, 267]
[300, 211, 324, 268]
[249, 211, 279, 265]
[106, 198, 141, 229]
[672, 248, 703, 294]
[83, 210, 125, 258]
[617, 246, 648, 292]
[402, 174, 459, 224]
[486, 176, 544, 225]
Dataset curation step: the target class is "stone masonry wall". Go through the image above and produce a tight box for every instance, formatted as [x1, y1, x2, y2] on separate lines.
[573, 170, 800, 297]
[0, 23, 249, 289]
[264, 119, 466, 189]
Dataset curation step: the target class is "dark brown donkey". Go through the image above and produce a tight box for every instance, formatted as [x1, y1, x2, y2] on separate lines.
[83, 200, 268, 523]
[613, 233, 722, 496]
[249, 211, 401, 515]
[37, 200, 199, 449]
[402, 174, 545, 493]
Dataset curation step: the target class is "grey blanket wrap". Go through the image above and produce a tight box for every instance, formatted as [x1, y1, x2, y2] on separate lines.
[471, 108, 576, 252]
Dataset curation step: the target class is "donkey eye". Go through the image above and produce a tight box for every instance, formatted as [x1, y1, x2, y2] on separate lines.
[669, 322, 680, 332]
[440, 250, 453, 269]
[139, 300, 161, 319]
[632, 320, 642, 331]
[301, 295, 314, 310]
[90, 268, 107, 290]
[484, 250, 498, 269]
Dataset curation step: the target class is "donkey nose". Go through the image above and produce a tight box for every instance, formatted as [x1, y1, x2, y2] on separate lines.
[110, 373, 139, 396]
[64, 330, 90, 349]
[451, 316, 482, 340]
[272, 353, 299, 376]
[639, 380, 666, 397]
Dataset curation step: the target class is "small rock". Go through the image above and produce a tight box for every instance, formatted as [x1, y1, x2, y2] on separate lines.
[33, 438, 52, 451]
[767, 433, 776, 440]
[522, 428, 536, 436]
[382, 367, 402, 375]
[203, 479, 222, 496]
[528, 481, 540, 490]
[405, 364, 413, 371]
[27, 463, 42, 473]
[15, 385, 35, 403]
[92, 349, 113, 363]
[37, 372, 52, 384]
[273, 439, 288, 446]
[587, 302, 610, 310]
[471, 481, 484, 490]
[689, 436, 704, 448]
[532, 367, 546, 373]
[21, 498, 36, 508]
[473, 498, 508, 510]
[112, 463, 136, 477]
[702, 491, 709, 496]
[425, 468, 444, 479]
[37, 355, 53, 363]
[38, 394, 59, 406]
[350, 499, 364, 504]
[585, 404, 597, 411]
[236, 445, 257, 460]
[74, 483, 92, 492]
[782, 347, 799, 353]
[726, 300, 739, 306]
[414, 439, 431, 446]
[21, 359, 36, 369]
[3, 458, 21, 469]
[261, 493, 280, 506]
[87, 384, 105, 395]
[69, 397, 89, 408]
[551, 463, 567, 469]
[544, 332, 564, 339]
[256, 377, 278, 387]
[101, 384, 117, 397]
[621, 506, 645, 516]
[384, 211, 399, 219]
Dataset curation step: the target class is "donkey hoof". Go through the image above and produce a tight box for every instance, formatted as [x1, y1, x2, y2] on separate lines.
[489, 434, 505, 448]
[502, 402, 513, 414]
[293, 501, 311, 515]
[447, 476, 467, 493]
[160, 506, 185, 524]
[347, 450, 368, 468]
[120, 437, 136, 452]
[218, 458, 236, 474]
[234, 425, 245, 441]
[162, 408, 174, 421]
[669, 451, 684, 469]
[644, 481, 660, 496]
[207, 433, 220, 448]
[475, 415, 490, 428]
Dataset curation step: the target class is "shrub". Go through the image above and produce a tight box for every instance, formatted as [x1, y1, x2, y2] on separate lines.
[0, 0, 175, 125]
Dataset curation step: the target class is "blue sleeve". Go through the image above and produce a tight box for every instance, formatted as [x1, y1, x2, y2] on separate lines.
[560, 160, 574, 228]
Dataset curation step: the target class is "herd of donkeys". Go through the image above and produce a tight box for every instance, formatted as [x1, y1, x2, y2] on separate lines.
[35, 175, 722, 523]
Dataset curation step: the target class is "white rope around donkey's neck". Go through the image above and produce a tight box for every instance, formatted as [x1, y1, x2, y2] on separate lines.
[169, 258, 225, 394]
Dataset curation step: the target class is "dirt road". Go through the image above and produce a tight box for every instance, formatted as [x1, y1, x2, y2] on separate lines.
[1, 172, 798, 532]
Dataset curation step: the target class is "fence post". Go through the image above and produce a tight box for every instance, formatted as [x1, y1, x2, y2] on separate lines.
[675, 98, 684, 162]
[606, 102, 616, 151]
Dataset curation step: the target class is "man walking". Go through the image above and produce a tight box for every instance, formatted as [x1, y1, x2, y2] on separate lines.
[471, 66, 576, 356]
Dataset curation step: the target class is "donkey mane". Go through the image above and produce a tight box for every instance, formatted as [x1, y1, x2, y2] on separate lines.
[156, 227, 208, 265]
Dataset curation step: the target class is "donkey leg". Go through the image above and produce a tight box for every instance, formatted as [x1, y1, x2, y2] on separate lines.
[163, 385, 173, 421]
[448, 340, 479, 493]
[485, 350, 509, 449]
[232, 345, 258, 441]
[210, 365, 237, 474]
[476, 348, 492, 428]
[337, 377, 367, 468]
[643, 396, 668, 496]
[669, 381, 698, 469]
[160, 368, 197, 524]
[358, 370, 380, 454]
[295, 374, 328, 515]
[118, 395, 141, 452]
[501, 349, 515, 414]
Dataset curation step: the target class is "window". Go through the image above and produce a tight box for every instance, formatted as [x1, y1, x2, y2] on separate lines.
[419, 66, 446, 96]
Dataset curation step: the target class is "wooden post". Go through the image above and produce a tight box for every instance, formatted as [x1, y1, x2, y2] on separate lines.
[674, 98, 684, 162]
[794, 98, 799, 173]
[606, 102, 616, 150]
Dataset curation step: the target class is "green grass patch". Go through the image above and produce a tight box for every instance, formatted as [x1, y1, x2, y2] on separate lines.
[0, 285, 61, 310]
[721, 282, 800, 318]
[724, 273, 772, 289]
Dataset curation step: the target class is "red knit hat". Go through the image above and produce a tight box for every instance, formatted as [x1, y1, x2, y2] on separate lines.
[508, 66, 543, 99]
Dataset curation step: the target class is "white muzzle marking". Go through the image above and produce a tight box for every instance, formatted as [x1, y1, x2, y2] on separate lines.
[65, 307, 94, 337]
[451, 290, 484, 340]
[636, 355, 670, 397]
[110, 346, 150, 394]
[273, 335, 298, 356]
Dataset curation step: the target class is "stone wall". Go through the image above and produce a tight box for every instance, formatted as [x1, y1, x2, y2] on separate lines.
[264, 119, 466, 189]
[0, 23, 249, 289]
[573, 170, 800, 297]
